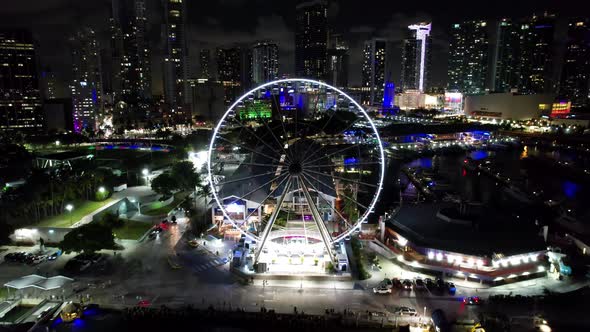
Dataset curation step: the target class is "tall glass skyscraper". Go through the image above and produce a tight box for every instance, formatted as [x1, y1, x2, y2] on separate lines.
[493, 18, 519, 92]
[251, 41, 279, 85]
[518, 12, 556, 94]
[559, 18, 589, 108]
[401, 22, 431, 92]
[362, 39, 391, 105]
[447, 20, 489, 95]
[295, 1, 328, 80]
[0, 30, 43, 132]
[162, 0, 188, 116]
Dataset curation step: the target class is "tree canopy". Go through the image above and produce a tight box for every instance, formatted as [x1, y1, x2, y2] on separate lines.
[151, 173, 177, 197]
[59, 223, 116, 253]
[171, 161, 200, 191]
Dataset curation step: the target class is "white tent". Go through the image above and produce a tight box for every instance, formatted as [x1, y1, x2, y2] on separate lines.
[4, 274, 74, 291]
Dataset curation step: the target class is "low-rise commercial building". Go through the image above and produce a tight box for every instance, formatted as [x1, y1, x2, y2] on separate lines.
[464, 92, 555, 120]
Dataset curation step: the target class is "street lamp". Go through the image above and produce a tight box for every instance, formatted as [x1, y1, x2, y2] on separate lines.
[66, 204, 74, 226]
[142, 168, 150, 186]
[98, 186, 105, 193]
[130, 198, 141, 214]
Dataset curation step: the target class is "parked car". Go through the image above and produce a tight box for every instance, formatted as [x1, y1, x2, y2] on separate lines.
[414, 278, 426, 289]
[402, 279, 413, 290]
[424, 278, 435, 289]
[436, 278, 446, 290]
[392, 278, 403, 288]
[373, 286, 392, 294]
[137, 300, 151, 307]
[463, 296, 481, 305]
[47, 252, 59, 261]
[394, 306, 417, 316]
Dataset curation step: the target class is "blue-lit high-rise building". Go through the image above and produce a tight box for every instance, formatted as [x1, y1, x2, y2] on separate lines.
[0, 30, 43, 132]
[401, 22, 431, 92]
[362, 39, 392, 105]
[70, 28, 103, 133]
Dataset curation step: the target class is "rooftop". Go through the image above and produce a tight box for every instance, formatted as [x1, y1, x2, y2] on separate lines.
[387, 202, 546, 257]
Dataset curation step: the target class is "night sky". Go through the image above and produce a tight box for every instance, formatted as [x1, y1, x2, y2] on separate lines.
[0, 0, 581, 94]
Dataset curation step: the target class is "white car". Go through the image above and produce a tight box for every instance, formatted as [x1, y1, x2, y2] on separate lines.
[373, 286, 392, 294]
[394, 307, 417, 316]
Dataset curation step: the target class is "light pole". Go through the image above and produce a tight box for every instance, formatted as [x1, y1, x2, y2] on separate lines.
[142, 168, 149, 186]
[130, 198, 141, 214]
[66, 204, 74, 226]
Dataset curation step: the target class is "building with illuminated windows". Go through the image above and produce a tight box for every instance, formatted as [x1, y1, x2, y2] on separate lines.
[0, 30, 43, 132]
[251, 41, 279, 85]
[517, 12, 556, 94]
[559, 18, 590, 108]
[70, 28, 103, 133]
[326, 34, 349, 89]
[492, 18, 519, 93]
[362, 39, 392, 105]
[162, 0, 188, 121]
[401, 22, 431, 92]
[110, 0, 152, 106]
[464, 92, 555, 120]
[295, 0, 328, 80]
[199, 49, 211, 79]
[447, 20, 489, 95]
[217, 46, 250, 105]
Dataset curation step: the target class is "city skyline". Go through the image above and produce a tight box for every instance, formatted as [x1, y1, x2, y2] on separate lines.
[0, 0, 579, 93]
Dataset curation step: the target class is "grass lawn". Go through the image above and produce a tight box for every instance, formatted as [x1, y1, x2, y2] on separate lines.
[113, 220, 153, 240]
[142, 192, 189, 216]
[35, 199, 113, 228]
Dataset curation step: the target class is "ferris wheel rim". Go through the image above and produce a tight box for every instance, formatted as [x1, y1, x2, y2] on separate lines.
[207, 78, 386, 244]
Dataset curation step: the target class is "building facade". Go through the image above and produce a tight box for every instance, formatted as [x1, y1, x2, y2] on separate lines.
[217, 47, 247, 105]
[464, 92, 555, 120]
[518, 12, 556, 94]
[361, 39, 391, 105]
[162, 0, 188, 117]
[110, 0, 151, 106]
[327, 34, 349, 88]
[70, 28, 103, 133]
[0, 30, 43, 132]
[199, 49, 211, 79]
[401, 22, 432, 92]
[251, 41, 279, 85]
[295, 0, 328, 80]
[493, 18, 519, 92]
[447, 20, 489, 95]
[559, 18, 590, 108]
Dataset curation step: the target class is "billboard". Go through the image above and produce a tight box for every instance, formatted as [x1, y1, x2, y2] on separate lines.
[550, 101, 571, 118]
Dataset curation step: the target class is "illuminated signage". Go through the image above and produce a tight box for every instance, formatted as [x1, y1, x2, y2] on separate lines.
[550, 101, 571, 118]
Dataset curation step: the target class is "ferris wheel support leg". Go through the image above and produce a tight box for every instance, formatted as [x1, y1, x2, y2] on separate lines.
[299, 176, 336, 263]
[254, 177, 293, 264]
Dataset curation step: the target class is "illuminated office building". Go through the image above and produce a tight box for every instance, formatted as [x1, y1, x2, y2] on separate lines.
[295, 0, 328, 80]
[0, 30, 43, 132]
[362, 39, 392, 105]
[559, 18, 590, 108]
[401, 22, 431, 92]
[251, 41, 279, 85]
[447, 20, 489, 95]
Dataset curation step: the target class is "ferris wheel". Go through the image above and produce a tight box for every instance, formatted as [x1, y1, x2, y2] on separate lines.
[207, 78, 385, 262]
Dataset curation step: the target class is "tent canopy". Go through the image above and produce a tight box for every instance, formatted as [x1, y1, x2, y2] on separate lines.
[4, 274, 74, 291]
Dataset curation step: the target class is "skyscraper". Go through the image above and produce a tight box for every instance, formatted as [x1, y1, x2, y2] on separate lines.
[217, 47, 243, 105]
[518, 12, 556, 94]
[110, 0, 151, 105]
[493, 18, 519, 92]
[559, 18, 589, 108]
[70, 28, 103, 133]
[327, 34, 349, 88]
[401, 22, 432, 92]
[295, 0, 328, 80]
[199, 49, 211, 79]
[251, 41, 279, 85]
[0, 30, 43, 132]
[361, 39, 391, 105]
[447, 20, 489, 95]
[162, 0, 188, 114]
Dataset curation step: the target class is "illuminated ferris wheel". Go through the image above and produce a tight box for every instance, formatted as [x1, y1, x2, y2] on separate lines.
[207, 79, 385, 262]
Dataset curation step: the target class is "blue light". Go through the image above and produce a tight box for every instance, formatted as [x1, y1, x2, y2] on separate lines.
[92, 89, 98, 103]
[344, 157, 357, 165]
[73, 318, 85, 328]
[51, 317, 63, 328]
[562, 180, 579, 199]
[470, 150, 488, 161]
[83, 307, 100, 316]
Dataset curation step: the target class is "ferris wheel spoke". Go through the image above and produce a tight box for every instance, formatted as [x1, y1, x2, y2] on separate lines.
[298, 175, 335, 260]
[300, 173, 353, 230]
[215, 170, 283, 187]
[217, 160, 283, 168]
[302, 144, 359, 166]
[303, 161, 380, 169]
[228, 171, 289, 205]
[303, 169, 378, 189]
[272, 93, 294, 159]
[227, 114, 287, 162]
[215, 135, 282, 163]
[241, 174, 290, 223]
[300, 115, 365, 165]
[300, 170, 369, 212]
